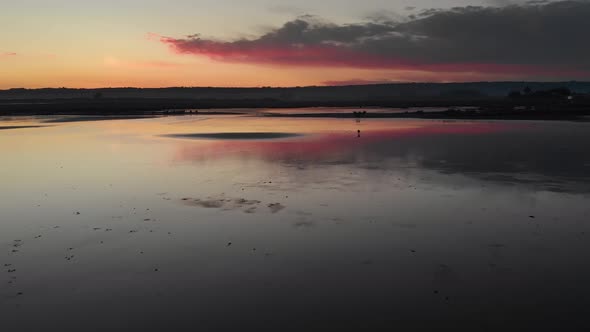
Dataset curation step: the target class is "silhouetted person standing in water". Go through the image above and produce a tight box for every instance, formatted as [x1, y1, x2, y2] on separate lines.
[357, 130, 361, 138]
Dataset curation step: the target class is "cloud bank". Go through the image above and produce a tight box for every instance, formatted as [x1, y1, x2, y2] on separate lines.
[156, 1, 590, 79]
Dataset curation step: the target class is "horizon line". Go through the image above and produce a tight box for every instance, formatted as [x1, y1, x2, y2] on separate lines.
[1, 80, 588, 91]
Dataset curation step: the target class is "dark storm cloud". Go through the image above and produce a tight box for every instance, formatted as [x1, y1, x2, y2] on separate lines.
[157, 1, 590, 77]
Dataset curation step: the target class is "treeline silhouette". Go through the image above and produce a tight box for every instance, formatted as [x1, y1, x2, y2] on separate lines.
[0, 82, 589, 118]
[2, 82, 590, 100]
[508, 86, 574, 99]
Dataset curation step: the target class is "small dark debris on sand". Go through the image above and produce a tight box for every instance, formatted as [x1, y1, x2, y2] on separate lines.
[234, 198, 261, 206]
[244, 207, 257, 214]
[180, 196, 289, 215]
[184, 198, 226, 209]
[182, 196, 277, 214]
[268, 203, 285, 214]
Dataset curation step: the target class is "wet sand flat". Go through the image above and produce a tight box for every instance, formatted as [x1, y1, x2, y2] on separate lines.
[1, 113, 590, 331]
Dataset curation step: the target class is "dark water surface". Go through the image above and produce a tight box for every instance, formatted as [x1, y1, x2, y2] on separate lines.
[1, 114, 590, 331]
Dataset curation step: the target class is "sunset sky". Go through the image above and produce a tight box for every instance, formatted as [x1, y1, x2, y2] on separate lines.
[1, 0, 589, 88]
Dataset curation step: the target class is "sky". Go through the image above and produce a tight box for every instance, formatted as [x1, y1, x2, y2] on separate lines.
[1, 0, 589, 88]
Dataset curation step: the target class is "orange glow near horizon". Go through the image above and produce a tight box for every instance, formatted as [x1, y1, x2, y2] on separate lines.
[0, 54, 527, 89]
[2, 1, 589, 89]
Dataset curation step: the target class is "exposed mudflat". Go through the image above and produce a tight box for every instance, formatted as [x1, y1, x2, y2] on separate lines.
[2, 113, 590, 331]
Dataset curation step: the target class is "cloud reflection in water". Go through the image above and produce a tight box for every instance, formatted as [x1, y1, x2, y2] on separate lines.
[170, 122, 590, 194]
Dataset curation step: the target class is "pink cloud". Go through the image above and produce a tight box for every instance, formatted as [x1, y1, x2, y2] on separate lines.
[152, 1, 590, 81]
[154, 33, 589, 80]
[1, 52, 17, 57]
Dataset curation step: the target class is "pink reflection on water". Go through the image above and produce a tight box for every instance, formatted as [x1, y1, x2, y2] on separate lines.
[172, 122, 526, 163]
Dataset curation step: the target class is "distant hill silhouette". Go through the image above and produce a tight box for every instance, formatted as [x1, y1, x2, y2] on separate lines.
[2, 82, 590, 101]
[1, 82, 590, 118]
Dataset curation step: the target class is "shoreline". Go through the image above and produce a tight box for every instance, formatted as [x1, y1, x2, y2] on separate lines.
[1, 97, 590, 121]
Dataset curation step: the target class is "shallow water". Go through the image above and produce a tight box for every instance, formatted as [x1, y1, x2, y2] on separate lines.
[1, 114, 590, 331]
